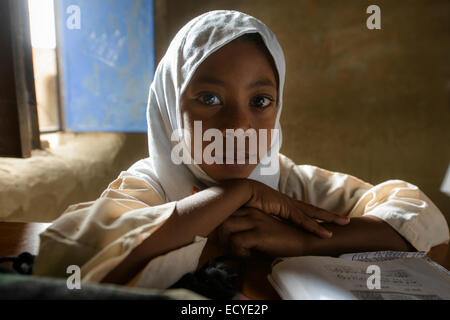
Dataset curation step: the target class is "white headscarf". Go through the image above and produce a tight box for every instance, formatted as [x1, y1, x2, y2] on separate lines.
[122, 10, 286, 202]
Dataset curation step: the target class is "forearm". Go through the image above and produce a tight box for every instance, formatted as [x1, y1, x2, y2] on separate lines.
[301, 215, 416, 257]
[102, 178, 252, 284]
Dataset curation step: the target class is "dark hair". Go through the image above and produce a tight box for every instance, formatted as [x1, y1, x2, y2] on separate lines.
[235, 32, 280, 101]
[169, 256, 245, 299]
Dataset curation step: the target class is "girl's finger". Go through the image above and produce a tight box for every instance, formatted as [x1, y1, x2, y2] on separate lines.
[288, 210, 333, 239]
[231, 207, 253, 217]
[229, 229, 259, 257]
[297, 201, 350, 225]
[218, 215, 256, 246]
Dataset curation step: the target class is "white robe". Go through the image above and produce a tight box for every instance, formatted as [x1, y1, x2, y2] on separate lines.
[33, 153, 450, 289]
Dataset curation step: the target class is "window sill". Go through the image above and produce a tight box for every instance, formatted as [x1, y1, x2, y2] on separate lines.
[0, 132, 147, 222]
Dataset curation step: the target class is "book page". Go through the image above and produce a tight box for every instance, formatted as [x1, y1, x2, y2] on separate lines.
[269, 256, 450, 300]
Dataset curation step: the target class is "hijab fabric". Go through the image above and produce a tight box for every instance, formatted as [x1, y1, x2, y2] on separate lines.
[122, 10, 286, 202]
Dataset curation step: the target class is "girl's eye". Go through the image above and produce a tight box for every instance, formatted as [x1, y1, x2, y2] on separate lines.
[198, 94, 221, 106]
[251, 96, 273, 109]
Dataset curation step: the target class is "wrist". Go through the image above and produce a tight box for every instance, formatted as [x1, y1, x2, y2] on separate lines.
[217, 178, 254, 204]
[291, 229, 315, 256]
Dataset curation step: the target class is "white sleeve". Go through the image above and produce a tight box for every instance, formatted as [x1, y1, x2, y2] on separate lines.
[33, 175, 207, 289]
[282, 160, 449, 252]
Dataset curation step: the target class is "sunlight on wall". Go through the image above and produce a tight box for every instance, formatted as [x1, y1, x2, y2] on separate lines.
[28, 0, 60, 132]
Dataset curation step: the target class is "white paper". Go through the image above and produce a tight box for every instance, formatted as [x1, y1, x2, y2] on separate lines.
[269, 255, 450, 300]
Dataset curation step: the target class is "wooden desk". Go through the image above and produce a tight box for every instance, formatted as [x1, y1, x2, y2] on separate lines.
[0, 222, 51, 258]
[0, 222, 449, 300]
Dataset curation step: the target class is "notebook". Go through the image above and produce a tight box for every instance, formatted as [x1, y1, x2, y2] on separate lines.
[268, 251, 450, 300]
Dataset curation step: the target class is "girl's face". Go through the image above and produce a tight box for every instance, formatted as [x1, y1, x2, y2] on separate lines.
[180, 38, 279, 181]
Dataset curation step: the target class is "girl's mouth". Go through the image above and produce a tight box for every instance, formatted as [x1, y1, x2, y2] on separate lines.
[222, 161, 249, 171]
[222, 154, 250, 164]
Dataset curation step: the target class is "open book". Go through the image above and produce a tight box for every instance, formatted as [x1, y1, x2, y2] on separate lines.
[268, 251, 450, 300]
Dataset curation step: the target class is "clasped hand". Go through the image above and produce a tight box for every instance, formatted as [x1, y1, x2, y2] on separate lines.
[210, 179, 350, 257]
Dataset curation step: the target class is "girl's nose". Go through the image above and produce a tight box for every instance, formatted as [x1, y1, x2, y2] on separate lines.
[217, 102, 252, 134]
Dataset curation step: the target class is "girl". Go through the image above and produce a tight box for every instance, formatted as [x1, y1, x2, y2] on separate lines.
[34, 10, 449, 290]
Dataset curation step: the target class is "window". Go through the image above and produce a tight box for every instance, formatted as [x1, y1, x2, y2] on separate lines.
[0, 0, 155, 157]
[28, 0, 61, 133]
